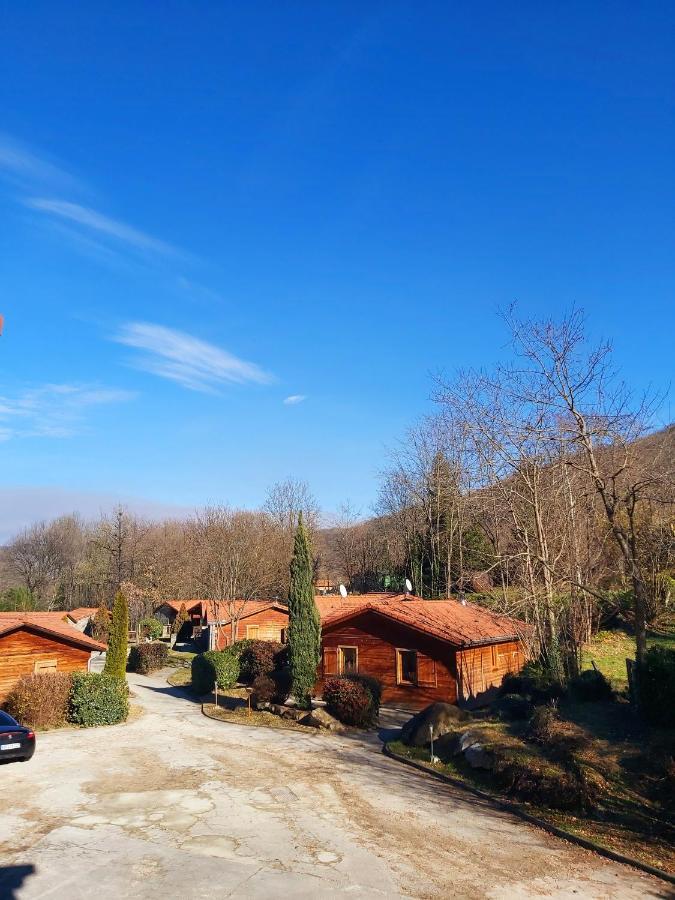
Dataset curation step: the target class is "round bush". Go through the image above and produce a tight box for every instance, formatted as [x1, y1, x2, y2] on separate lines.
[236, 640, 287, 684]
[570, 668, 614, 702]
[323, 676, 380, 727]
[6, 672, 73, 729]
[191, 649, 240, 694]
[69, 673, 129, 726]
[250, 674, 276, 708]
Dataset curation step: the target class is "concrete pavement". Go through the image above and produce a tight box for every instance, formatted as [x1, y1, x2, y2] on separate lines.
[0, 671, 668, 899]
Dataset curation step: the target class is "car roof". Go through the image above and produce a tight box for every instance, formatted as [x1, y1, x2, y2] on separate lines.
[0, 710, 19, 726]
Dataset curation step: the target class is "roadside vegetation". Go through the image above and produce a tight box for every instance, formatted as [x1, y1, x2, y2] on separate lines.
[389, 647, 675, 875]
[6, 671, 128, 730]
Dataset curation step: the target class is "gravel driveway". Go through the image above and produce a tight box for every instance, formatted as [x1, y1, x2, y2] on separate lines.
[0, 672, 668, 899]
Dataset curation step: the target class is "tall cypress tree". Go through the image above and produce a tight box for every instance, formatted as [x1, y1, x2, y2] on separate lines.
[104, 589, 129, 679]
[288, 513, 321, 708]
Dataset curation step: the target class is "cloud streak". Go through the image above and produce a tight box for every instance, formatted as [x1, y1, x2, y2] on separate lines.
[0, 383, 135, 440]
[25, 198, 180, 258]
[115, 322, 274, 393]
[0, 133, 84, 192]
[283, 394, 306, 405]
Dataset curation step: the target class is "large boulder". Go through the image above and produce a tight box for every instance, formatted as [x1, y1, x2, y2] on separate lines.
[401, 702, 472, 747]
[300, 707, 345, 732]
[434, 727, 483, 761]
[464, 743, 494, 770]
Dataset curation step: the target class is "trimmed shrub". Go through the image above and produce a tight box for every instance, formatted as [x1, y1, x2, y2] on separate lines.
[323, 676, 380, 727]
[191, 649, 240, 695]
[271, 665, 292, 704]
[495, 693, 533, 721]
[570, 668, 614, 702]
[639, 646, 675, 727]
[236, 640, 287, 684]
[69, 672, 129, 726]
[128, 641, 169, 674]
[139, 617, 163, 641]
[5, 672, 73, 729]
[250, 674, 276, 708]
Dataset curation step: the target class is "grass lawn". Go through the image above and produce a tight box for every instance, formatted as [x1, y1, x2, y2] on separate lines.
[166, 667, 192, 686]
[582, 626, 675, 688]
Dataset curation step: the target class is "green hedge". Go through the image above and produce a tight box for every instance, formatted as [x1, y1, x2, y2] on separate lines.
[191, 649, 240, 694]
[128, 642, 169, 674]
[69, 672, 129, 726]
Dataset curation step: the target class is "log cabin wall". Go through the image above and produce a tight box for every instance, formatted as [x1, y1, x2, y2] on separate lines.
[0, 629, 92, 701]
[215, 608, 289, 649]
[317, 611, 458, 710]
[456, 640, 525, 706]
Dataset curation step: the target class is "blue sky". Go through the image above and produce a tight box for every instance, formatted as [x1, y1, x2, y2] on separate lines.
[0, 3, 673, 536]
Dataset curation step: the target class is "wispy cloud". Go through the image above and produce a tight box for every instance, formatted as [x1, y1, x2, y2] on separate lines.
[24, 198, 180, 259]
[114, 322, 274, 393]
[0, 383, 135, 440]
[0, 132, 84, 192]
[283, 394, 306, 405]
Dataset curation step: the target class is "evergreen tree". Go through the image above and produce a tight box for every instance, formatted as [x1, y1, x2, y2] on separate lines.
[104, 590, 128, 679]
[287, 513, 321, 708]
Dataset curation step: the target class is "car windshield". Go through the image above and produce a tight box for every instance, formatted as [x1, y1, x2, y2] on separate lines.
[0, 711, 18, 726]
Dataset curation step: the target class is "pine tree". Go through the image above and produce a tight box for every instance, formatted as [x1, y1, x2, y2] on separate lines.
[287, 513, 321, 709]
[104, 590, 129, 679]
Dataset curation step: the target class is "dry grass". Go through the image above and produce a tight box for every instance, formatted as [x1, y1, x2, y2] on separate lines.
[166, 667, 192, 687]
[203, 702, 318, 733]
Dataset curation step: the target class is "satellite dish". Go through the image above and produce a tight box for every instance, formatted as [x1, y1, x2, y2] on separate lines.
[405, 578, 412, 593]
[339, 584, 348, 598]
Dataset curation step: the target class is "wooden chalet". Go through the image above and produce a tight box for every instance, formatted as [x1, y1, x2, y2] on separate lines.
[315, 594, 526, 709]
[0, 613, 106, 702]
[174, 591, 526, 708]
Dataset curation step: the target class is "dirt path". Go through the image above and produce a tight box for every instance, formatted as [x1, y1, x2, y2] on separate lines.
[0, 672, 669, 898]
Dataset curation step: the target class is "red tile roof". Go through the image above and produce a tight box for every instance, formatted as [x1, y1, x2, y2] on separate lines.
[0, 612, 107, 651]
[195, 592, 525, 647]
[65, 607, 99, 622]
[204, 600, 287, 625]
[317, 593, 526, 647]
[157, 600, 204, 615]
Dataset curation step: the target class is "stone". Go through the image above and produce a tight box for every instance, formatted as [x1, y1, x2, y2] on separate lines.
[401, 702, 472, 747]
[299, 708, 345, 731]
[279, 707, 305, 721]
[464, 743, 494, 769]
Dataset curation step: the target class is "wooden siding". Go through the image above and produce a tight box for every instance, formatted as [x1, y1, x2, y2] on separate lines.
[215, 608, 288, 649]
[0, 628, 92, 700]
[456, 640, 525, 706]
[317, 611, 458, 710]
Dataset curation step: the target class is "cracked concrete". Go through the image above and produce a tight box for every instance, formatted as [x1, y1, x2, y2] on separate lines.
[0, 671, 669, 898]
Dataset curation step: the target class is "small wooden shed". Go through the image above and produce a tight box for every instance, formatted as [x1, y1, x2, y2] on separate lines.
[0, 614, 106, 702]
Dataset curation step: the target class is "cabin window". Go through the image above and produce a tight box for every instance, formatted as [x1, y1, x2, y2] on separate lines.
[246, 625, 259, 639]
[338, 646, 358, 675]
[397, 649, 418, 685]
[34, 659, 57, 674]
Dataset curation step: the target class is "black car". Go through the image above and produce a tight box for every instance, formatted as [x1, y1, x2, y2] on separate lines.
[0, 710, 35, 762]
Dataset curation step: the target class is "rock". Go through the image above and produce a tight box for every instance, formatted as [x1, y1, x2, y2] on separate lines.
[464, 743, 493, 770]
[279, 707, 305, 721]
[401, 702, 472, 747]
[434, 727, 482, 760]
[299, 708, 345, 731]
